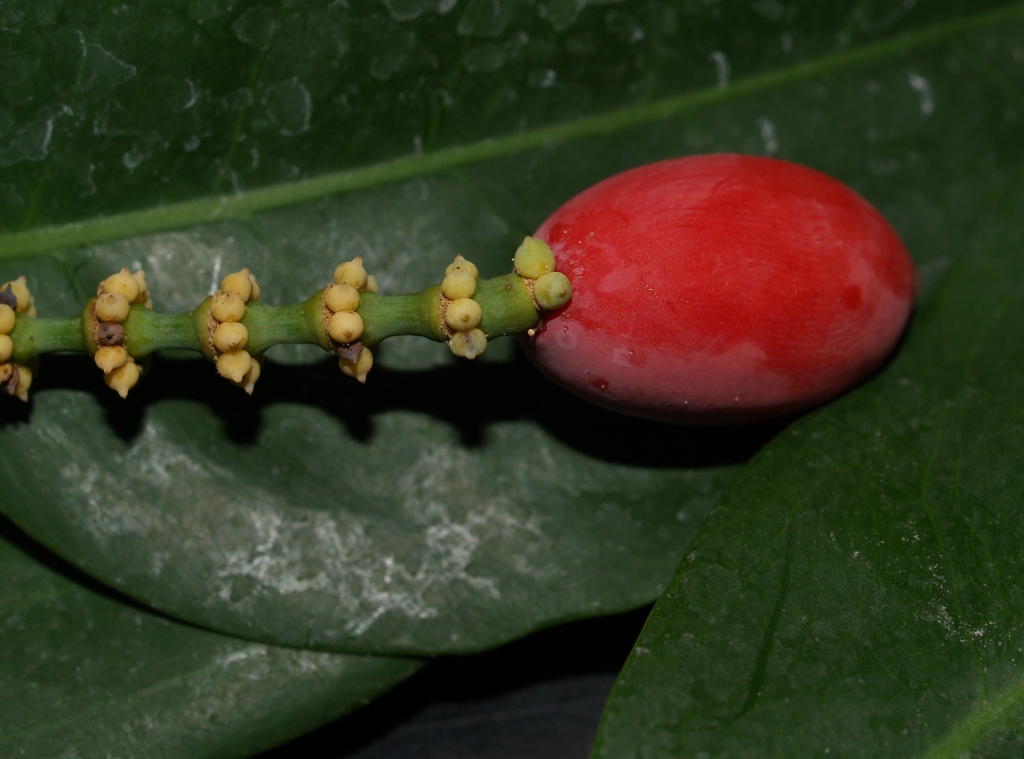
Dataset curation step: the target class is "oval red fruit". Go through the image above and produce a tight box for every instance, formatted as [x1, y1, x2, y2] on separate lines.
[522, 154, 916, 424]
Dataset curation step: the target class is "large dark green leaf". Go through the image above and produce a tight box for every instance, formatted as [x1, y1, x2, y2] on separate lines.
[592, 135, 1024, 759]
[0, 521, 420, 758]
[0, 0, 1009, 239]
[1, 0, 1021, 661]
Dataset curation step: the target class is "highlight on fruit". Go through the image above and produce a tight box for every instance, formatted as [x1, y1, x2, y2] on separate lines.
[1, 155, 916, 423]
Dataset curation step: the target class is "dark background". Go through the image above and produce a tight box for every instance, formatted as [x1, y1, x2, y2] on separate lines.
[258, 607, 650, 759]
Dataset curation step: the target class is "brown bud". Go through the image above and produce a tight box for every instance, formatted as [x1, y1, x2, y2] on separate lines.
[0, 285, 15, 309]
[336, 341, 363, 362]
[13, 363, 31, 402]
[96, 322, 126, 346]
[2, 364, 19, 395]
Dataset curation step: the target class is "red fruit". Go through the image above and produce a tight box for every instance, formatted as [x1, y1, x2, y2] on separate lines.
[522, 154, 916, 424]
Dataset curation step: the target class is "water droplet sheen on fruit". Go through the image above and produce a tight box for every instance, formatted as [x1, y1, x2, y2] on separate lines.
[521, 154, 917, 424]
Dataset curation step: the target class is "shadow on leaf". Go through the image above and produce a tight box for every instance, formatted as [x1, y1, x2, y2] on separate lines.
[2, 349, 787, 470]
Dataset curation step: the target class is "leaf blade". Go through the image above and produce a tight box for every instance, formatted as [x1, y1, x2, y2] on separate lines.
[4, 1, 1023, 260]
[0, 525, 421, 759]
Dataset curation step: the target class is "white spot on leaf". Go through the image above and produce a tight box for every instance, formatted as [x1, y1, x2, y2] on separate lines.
[262, 78, 312, 136]
[0, 104, 72, 167]
[709, 50, 730, 89]
[907, 71, 934, 116]
[76, 32, 137, 91]
[232, 5, 277, 49]
[758, 117, 778, 155]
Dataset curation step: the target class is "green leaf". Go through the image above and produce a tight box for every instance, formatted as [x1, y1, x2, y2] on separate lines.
[0, 0, 1020, 663]
[592, 122, 1024, 759]
[0, 0, 827, 656]
[0, 522, 421, 758]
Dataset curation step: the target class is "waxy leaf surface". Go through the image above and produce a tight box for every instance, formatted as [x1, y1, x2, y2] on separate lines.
[0, 523, 420, 758]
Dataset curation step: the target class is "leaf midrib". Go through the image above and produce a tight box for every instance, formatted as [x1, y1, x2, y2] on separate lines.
[3, 1, 1023, 261]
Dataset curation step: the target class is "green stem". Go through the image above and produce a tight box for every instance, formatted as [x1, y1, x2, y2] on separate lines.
[124, 309, 200, 356]
[11, 317, 85, 363]
[241, 297, 330, 355]
[7, 273, 542, 364]
[359, 288, 444, 345]
[476, 274, 541, 338]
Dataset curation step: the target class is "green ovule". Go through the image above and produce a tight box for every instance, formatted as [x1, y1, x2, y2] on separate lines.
[1, 249, 571, 401]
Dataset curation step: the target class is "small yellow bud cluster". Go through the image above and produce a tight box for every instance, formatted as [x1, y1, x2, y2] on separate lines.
[1, 276, 35, 317]
[513, 236, 573, 325]
[211, 268, 262, 395]
[0, 277, 35, 402]
[327, 256, 375, 383]
[441, 255, 486, 360]
[92, 268, 152, 399]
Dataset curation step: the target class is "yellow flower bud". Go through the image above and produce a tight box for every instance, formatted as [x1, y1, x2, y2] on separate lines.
[95, 293, 131, 323]
[365, 275, 380, 293]
[102, 268, 141, 303]
[333, 257, 368, 291]
[328, 311, 364, 343]
[239, 355, 261, 395]
[104, 359, 139, 399]
[216, 349, 252, 383]
[3, 277, 33, 314]
[445, 297, 482, 332]
[132, 270, 150, 305]
[213, 321, 249, 353]
[513, 236, 556, 279]
[449, 328, 487, 359]
[445, 255, 479, 278]
[221, 268, 254, 302]
[94, 345, 128, 374]
[0, 363, 12, 384]
[324, 283, 360, 313]
[14, 363, 32, 402]
[339, 345, 373, 383]
[533, 271, 573, 310]
[210, 292, 247, 323]
[248, 271, 261, 301]
[0, 304, 15, 335]
[0, 334, 12, 363]
[441, 269, 477, 300]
